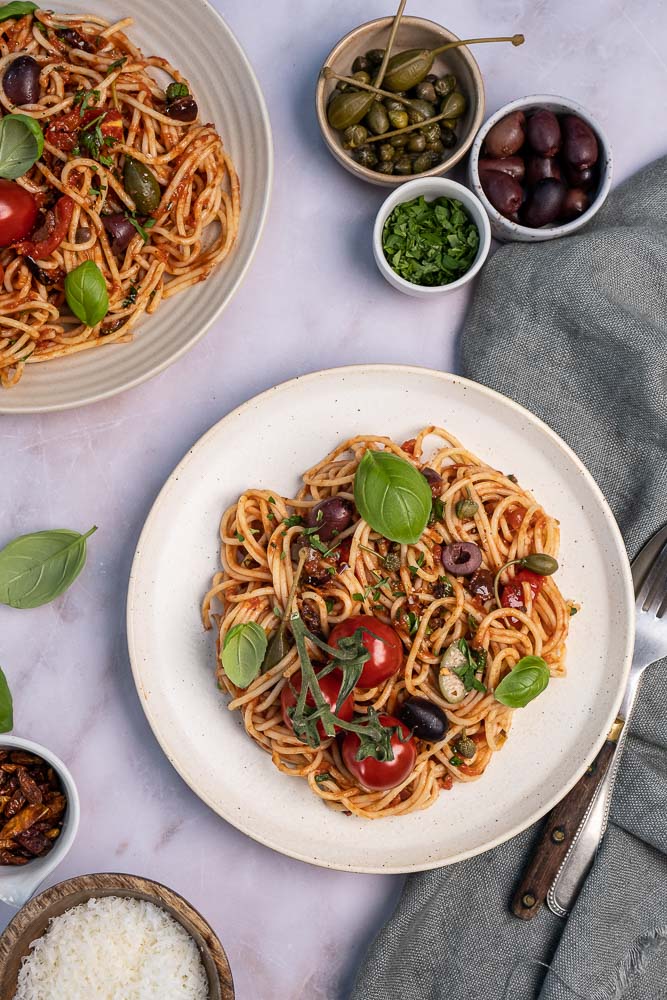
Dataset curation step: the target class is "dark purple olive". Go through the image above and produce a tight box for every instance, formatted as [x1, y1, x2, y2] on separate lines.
[481, 171, 524, 217]
[521, 178, 566, 228]
[398, 696, 449, 741]
[102, 213, 136, 254]
[468, 568, 494, 601]
[58, 28, 95, 52]
[559, 187, 591, 222]
[3, 56, 41, 106]
[526, 109, 561, 157]
[525, 155, 562, 188]
[483, 110, 526, 158]
[441, 542, 482, 577]
[166, 97, 198, 122]
[478, 156, 525, 183]
[305, 497, 354, 543]
[422, 467, 444, 498]
[564, 163, 596, 192]
[561, 114, 599, 170]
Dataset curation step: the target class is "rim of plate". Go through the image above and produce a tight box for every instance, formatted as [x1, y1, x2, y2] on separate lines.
[126, 364, 635, 873]
[0, 0, 273, 415]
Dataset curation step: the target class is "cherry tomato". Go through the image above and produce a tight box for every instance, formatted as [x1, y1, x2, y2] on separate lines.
[16, 195, 73, 259]
[329, 616, 402, 689]
[0, 179, 38, 248]
[281, 669, 354, 740]
[501, 569, 545, 612]
[45, 107, 123, 152]
[342, 714, 416, 791]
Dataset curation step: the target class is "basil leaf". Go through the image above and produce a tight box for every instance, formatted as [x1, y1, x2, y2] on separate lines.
[0, 2, 38, 22]
[494, 655, 550, 708]
[0, 526, 97, 609]
[221, 621, 267, 688]
[0, 667, 13, 732]
[353, 450, 432, 545]
[0, 114, 44, 179]
[65, 260, 109, 327]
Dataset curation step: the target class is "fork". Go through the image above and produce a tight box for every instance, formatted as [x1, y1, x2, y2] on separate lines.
[510, 523, 667, 920]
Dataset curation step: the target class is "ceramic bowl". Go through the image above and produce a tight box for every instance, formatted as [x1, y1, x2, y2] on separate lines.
[373, 177, 491, 296]
[0, 736, 79, 909]
[0, 872, 235, 999]
[467, 93, 612, 241]
[315, 16, 484, 187]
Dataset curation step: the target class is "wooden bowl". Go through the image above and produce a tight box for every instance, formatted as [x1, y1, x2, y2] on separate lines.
[0, 872, 234, 999]
[315, 15, 485, 187]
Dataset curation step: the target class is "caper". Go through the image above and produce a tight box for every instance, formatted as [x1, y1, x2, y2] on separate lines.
[365, 101, 390, 135]
[353, 70, 371, 85]
[456, 498, 479, 519]
[352, 55, 371, 74]
[389, 133, 408, 148]
[453, 734, 476, 759]
[441, 91, 467, 119]
[425, 73, 438, 84]
[412, 152, 435, 173]
[422, 123, 441, 143]
[426, 139, 445, 156]
[520, 554, 559, 575]
[384, 98, 405, 113]
[440, 125, 457, 148]
[342, 124, 368, 149]
[123, 157, 161, 215]
[366, 48, 385, 65]
[434, 73, 456, 98]
[388, 109, 408, 130]
[376, 161, 395, 175]
[335, 80, 350, 92]
[414, 80, 437, 103]
[407, 133, 426, 153]
[353, 145, 378, 168]
[407, 106, 426, 125]
[378, 142, 395, 162]
[394, 155, 412, 175]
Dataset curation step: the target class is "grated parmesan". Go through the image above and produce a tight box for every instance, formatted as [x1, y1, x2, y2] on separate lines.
[15, 895, 209, 1000]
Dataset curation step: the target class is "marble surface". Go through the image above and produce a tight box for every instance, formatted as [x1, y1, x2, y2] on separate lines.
[0, 1, 664, 997]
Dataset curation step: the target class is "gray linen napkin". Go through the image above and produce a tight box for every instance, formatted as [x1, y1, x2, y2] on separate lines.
[352, 157, 667, 1000]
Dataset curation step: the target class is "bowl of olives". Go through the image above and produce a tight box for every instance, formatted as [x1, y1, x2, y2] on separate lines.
[315, 16, 485, 186]
[467, 94, 612, 241]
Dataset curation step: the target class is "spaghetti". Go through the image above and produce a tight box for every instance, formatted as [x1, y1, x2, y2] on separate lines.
[203, 427, 575, 820]
[0, 8, 240, 388]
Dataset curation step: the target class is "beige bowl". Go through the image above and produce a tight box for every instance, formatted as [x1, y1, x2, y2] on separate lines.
[315, 16, 485, 186]
[0, 872, 234, 999]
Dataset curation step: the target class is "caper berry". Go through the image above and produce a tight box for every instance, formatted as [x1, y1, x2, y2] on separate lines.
[412, 152, 435, 174]
[520, 553, 559, 575]
[342, 124, 368, 149]
[389, 133, 408, 148]
[407, 133, 426, 153]
[441, 91, 467, 120]
[376, 161, 395, 175]
[366, 48, 385, 65]
[378, 142, 395, 162]
[414, 80, 437, 103]
[394, 155, 412, 175]
[352, 55, 371, 73]
[434, 74, 456, 98]
[388, 109, 409, 130]
[365, 101, 390, 135]
[353, 145, 378, 168]
[440, 125, 457, 148]
[353, 70, 371, 86]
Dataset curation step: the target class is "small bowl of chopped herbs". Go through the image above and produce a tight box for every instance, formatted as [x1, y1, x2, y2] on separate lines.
[373, 177, 491, 296]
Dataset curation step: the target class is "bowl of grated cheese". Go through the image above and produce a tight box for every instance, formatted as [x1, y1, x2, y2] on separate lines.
[0, 872, 234, 1000]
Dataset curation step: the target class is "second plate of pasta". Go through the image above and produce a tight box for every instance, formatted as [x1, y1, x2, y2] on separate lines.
[127, 366, 634, 872]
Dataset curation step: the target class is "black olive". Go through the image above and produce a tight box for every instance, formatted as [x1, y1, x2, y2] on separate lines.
[422, 467, 444, 497]
[58, 28, 95, 53]
[441, 542, 482, 577]
[3, 56, 41, 106]
[305, 497, 354, 543]
[398, 697, 449, 741]
[468, 568, 494, 601]
[102, 213, 137, 253]
[165, 96, 198, 122]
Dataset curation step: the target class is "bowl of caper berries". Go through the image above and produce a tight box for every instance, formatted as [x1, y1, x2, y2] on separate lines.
[315, 15, 487, 186]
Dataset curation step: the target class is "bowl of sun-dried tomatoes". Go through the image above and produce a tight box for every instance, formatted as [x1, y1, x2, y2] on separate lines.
[0, 737, 79, 907]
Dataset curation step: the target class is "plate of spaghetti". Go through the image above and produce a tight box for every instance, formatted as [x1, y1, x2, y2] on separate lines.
[0, 0, 271, 412]
[127, 366, 634, 872]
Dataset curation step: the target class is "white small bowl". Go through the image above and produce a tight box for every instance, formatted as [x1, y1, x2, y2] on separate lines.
[0, 736, 80, 909]
[373, 177, 491, 297]
[468, 94, 612, 242]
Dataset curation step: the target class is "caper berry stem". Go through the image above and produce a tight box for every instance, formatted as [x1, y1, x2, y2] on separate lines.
[494, 558, 522, 611]
[322, 68, 414, 109]
[493, 553, 559, 609]
[372, 0, 407, 88]
[430, 34, 525, 58]
[361, 108, 456, 144]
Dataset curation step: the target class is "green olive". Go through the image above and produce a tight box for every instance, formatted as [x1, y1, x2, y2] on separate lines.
[353, 145, 378, 169]
[394, 155, 412, 175]
[378, 142, 395, 162]
[366, 48, 385, 66]
[389, 133, 408, 148]
[434, 74, 456, 98]
[414, 80, 437, 103]
[520, 554, 559, 575]
[352, 55, 371, 73]
[365, 101, 390, 135]
[407, 133, 426, 153]
[388, 109, 409, 130]
[123, 157, 161, 215]
[342, 124, 368, 149]
[352, 70, 371, 85]
[327, 90, 375, 130]
[441, 91, 467, 120]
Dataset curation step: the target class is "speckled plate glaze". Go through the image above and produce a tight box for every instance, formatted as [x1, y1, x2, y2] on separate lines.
[127, 366, 634, 874]
[0, 0, 272, 414]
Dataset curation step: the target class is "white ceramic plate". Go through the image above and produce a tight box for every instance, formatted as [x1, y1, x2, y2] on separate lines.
[127, 366, 634, 874]
[0, 0, 272, 414]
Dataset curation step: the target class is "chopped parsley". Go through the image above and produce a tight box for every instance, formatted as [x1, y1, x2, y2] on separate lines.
[429, 497, 445, 524]
[406, 611, 420, 637]
[122, 284, 138, 308]
[106, 56, 127, 74]
[235, 532, 245, 542]
[315, 772, 333, 785]
[409, 552, 425, 576]
[454, 638, 487, 693]
[73, 88, 100, 117]
[382, 195, 479, 287]
[126, 214, 156, 243]
[450, 755, 463, 766]
[283, 515, 304, 529]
